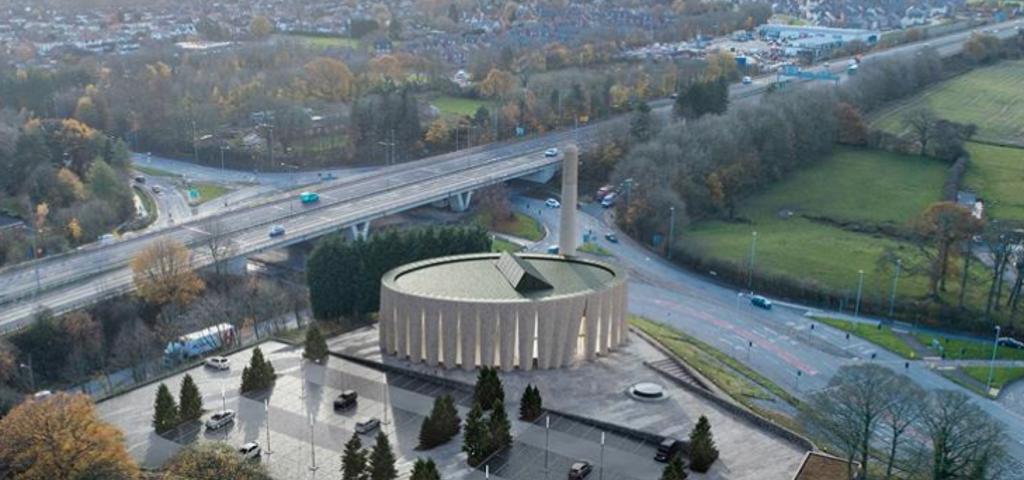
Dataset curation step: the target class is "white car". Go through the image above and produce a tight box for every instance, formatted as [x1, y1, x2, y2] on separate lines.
[742, 76, 752, 85]
[238, 442, 262, 460]
[545, 198, 561, 208]
[268, 225, 286, 237]
[204, 356, 230, 370]
[355, 417, 381, 434]
[206, 410, 236, 430]
[544, 148, 560, 157]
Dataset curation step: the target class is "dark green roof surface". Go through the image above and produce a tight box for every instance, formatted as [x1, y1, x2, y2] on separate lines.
[389, 253, 619, 300]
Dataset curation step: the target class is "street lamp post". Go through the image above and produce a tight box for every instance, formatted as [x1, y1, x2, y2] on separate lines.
[747, 231, 758, 289]
[987, 325, 1002, 392]
[855, 270, 865, 317]
[544, 415, 550, 478]
[599, 431, 606, 480]
[220, 145, 229, 173]
[667, 206, 676, 260]
[889, 259, 902, 316]
[308, 417, 318, 471]
[264, 398, 273, 455]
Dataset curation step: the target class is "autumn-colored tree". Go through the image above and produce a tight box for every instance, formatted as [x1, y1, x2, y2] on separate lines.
[0, 393, 139, 480]
[479, 68, 517, 100]
[249, 15, 274, 39]
[704, 51, 737, 80]
[425, 118, 452, 149]
[836, 102, 867, 145]
[914, 202, 984, 297]
[163, 443, 271, 480]
[131, 238, 205, 306]
[299, 57, 356, 102]
[370, 55, 404, 85]
[56, 168, 86, 201]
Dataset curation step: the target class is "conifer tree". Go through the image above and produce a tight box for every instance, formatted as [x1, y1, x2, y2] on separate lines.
[409, 458, 441, 480]
[488, 399, 512, 452]
[341, 432, 368, 480]
[688, 415, 719, 473]
[178, 374, 203, 422]
[153, 383, 179, 434]
[368, 431, 398, 480]
[462, 402, 489, 466]
[303, 324, 329, 363]
[241, 346, 276, 393]
[660, 457, 688, 480]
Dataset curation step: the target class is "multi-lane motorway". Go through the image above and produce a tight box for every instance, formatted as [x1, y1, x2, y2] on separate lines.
[1, 18, 1022, 333]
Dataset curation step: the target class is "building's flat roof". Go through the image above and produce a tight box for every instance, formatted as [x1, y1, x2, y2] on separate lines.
[386, 253, 620, 301]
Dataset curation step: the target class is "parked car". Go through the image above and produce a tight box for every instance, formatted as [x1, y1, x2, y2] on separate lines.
[204, 356, 230, 370]
[334, 390, 358, 411]
[999, 337, 1024, 349]
[545, 198, 561, 208]
[98, 234, 115, 245]
[655, 438, 685, 462]
[544, 148, 560, 157]
[134, 175, 146, 183]
[750, 295, 773, 310]
[206, 410, 236, 430]
[600, 192, 618, 208]
[742, 76, 752, 85]
[568, 461, 593, 479]
[355, 417, 381, 434]
[604, 233, 619, 243]
[151, 185, 162, 194]
[300, 192, 320, 204]
[238, 442, 262, 460]
[268, 225, 286, 237]
[595, 185, 614, 201]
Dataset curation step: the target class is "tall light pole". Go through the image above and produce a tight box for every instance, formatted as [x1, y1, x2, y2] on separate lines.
[987, 325, 1002, 392]
[264, 398, 273, 455]
[667, 206, 676, 260]
[747, 231, 758, 289]
[855, 269, 865, 317]
[598, 431, 606, 480]
[308, 416, 318, 471]
[544, 415, 550, 479]
[889, 259, 901, 316]
[219, 145, 228, 173]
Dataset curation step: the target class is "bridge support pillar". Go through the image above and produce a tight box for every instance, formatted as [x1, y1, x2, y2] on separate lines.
[350, 221, 370, 241]
[450, 191, 473, 212]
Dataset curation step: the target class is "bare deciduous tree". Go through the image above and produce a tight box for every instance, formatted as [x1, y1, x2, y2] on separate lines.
[902, 107, 937, 156]
[199, 219, 237, 280]
[924, 390, 1005, 479]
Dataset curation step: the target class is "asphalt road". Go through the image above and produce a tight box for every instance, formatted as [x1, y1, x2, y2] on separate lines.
[515, 197, 1024, 472]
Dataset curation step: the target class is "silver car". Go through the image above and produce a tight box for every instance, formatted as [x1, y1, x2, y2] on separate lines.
[355, 417, 381, 434]
[204, 356, 230, 370]
[238, 442, 261, 460]
[206, 410, 236, 430]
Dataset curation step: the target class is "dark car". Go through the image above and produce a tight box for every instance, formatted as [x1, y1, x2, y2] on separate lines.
[334, 390, 357, 411]
[568, 461, 593, 479]
[604, 233, 619, 243]
[655, 438, 685, 462]
[750, 295, 773, 310]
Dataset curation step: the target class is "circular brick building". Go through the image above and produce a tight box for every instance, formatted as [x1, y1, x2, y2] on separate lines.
[378, 252, 627, 370]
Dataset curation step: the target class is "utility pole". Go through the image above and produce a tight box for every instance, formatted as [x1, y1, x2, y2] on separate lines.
[747, 231, 758, 289]
[987, 325, 1002, 392]
[667, 206, 676, 260]
[219, 145, 228, 173]
[889, 259, 901, 316]
[264, 398, 273, 455]
[855, 269, 865, 317]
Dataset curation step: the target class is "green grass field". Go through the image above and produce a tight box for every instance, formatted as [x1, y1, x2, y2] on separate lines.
[964, 142, 1024, 220]
[578, 242, 612, 256]
[871, 60, 1024, 146]
[133, 165, 175, 177]
[432, 96, 494, 118]
[192, 183, 231, 205]
[961, 366, 1024, 391]
[815, 317, 918, 359]
[491, 237, 524, 253]
[684, 147, 958, 303]
[476, 211, 544, 241]
[914, 332, 1024, 361]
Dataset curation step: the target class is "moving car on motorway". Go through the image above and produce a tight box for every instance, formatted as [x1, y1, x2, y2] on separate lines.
[300, 192, 320, 204]
[268, 225, 286, 237]
[544, 148, 560, 157]
[750, 295, 773, 310]
[206, 410, 236, 430]
[545, 198, 561, 208]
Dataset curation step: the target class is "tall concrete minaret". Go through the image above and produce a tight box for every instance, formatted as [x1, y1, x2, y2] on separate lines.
[559, 144, 579, 256]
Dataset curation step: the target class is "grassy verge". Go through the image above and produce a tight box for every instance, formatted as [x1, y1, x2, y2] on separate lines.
[578, 242, 612, 256]
[815, 317, 918, 359]
[913, 332, 1024, 361]
[964, 142, 1024, 220]
[491, 237, 524, 253]
[961, 366, 1024, 391]
[134, 187, 157, 223]
[476, 212, 544, 241]
[134, 165, 176, 177]
[630, 316, 801, 408]
[432, 95, 494, 118]
[191, 182, 232, 205]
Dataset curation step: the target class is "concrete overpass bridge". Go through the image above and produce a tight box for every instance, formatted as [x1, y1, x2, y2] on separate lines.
[1, 18, 1021, 333]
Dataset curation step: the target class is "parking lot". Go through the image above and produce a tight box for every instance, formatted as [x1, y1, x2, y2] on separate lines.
[97, 341, 665, 479]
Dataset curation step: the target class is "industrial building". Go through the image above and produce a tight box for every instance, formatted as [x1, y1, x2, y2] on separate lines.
[377, 145, 629, 370]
